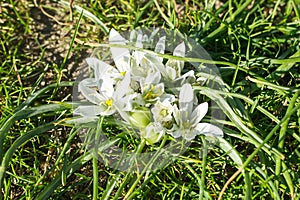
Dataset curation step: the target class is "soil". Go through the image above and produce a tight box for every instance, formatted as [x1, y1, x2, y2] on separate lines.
[26, 1, 92, 86]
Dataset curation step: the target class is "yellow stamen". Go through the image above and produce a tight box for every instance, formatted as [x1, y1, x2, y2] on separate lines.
[105, 99, 113, 106]
[120, 71, 126, 76]
[144, 85, 161, 100]
[160, 109, 168, 117]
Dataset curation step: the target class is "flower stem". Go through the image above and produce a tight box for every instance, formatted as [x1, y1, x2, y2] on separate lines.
[112, 139, 146, 200]
[125, 135, 168, 200]
[93, 117, 104, 200]
[200, 135, 208, 200]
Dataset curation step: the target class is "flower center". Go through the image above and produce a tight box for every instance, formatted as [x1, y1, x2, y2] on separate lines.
[120, 71, 126, 76]
[105, 99, 113, 107]
[160, 108, 168, 117]
[183, 121, 191, 129]
[144, 85, 161, 100]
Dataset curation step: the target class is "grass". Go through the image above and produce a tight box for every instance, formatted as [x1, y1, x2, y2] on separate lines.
[1, 0, 300, 199]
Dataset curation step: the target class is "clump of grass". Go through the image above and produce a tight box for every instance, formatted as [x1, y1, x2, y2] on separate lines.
[0, 0, 300, 199]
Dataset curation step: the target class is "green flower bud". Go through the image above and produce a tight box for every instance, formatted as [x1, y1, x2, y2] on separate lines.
[129, 108, 151, 129]
[141, 122, 165, 145]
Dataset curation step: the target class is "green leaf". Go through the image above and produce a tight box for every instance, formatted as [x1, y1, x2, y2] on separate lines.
[217, 137, 252, 199]
[0, 123, 56, 191]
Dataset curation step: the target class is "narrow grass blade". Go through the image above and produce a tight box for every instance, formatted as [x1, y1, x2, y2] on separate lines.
[218, 137, 252, 199]
[56, 0, 109, 34]
[252, 163, 280, 200]
[35, 138, 120, 200]
[0, 103, 70, 163]
[15, 81, 74, 112]
[268, 49, 300, 80]
[197, 86, 284, 159]
[0, 122, 56, 192]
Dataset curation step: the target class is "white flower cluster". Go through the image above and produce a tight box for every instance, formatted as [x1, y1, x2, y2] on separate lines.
[74, 29, 223, 145]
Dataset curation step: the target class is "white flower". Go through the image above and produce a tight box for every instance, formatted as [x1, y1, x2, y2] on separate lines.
[74, 72, 136, 121]
[109, 29, 131, 75]
[171, 83, 223, 140]
[73, 28, 221, 145]
[130, 36, 165, 82]
[131, 56, 161, 82]
[165, 42, 185, 79]
[74, 29, 138, 119]
[85, 57, 118, 92]
[145, 42, 195, 87]
[83, 29, 132, 85]
[141, 83, 164, 103]
[151, 99, 174, 123]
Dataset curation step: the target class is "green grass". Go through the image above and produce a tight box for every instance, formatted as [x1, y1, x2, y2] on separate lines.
[1, 0, 300, 199]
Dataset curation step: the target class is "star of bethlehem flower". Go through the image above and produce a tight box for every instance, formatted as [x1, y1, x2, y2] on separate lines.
[73, 28, 223, 145]
[74, 72, 136, 121]
[151, 98, 174, 123]
[171, 83, 223, 140]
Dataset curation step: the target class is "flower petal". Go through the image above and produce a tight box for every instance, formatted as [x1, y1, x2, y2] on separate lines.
[144, 53, 166, 77]
[114, 72, 131, 99]
[191, 102, 208, 125]
[78, 79, 105, 105]
[172, 105, 181, 125]
[66, 116, 98, 128]
[184, 129, 197, 141]
[151, 99, 173, 122]
[171, 128, 182, 138]
[148, 28, 160, 42]
[194, 123, 223, 137]
[165, 66, 177, 80]
[133, 50, 145, 67]
[79, 78, 97, 87]
[129, 29, 143, 47]
[73, 105, 105, 116]
[173, 42, 185, 57]
[142, 122, 165, 145]
[154, 36, 165, 63]
[114, 93, 137, 123]
[135, 32, 143, 48]
[179, 83, 193, 117]
[175, 70, 195, 84]
[165, 42, 185, 76]
[86, 57, 118, 81]
[159, 94, 175, 103]
[109, 29, 130, 72]
[144, 70, 161, 85]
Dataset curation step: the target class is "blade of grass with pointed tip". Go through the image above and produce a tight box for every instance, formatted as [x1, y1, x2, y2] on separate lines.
[0, 122, 56, 192]
[195, 86, 284, 159]
[0, 103, 70, 163]
[15, 81, 74, 112]
[56, 0, 109, 34]
[35, 137, 120, 200]
[218, 137, 252, 199]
